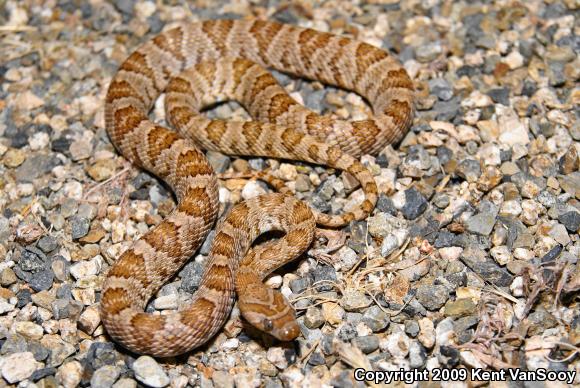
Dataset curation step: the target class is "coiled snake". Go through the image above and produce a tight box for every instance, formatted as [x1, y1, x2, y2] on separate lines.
[101, 18, 413, 357]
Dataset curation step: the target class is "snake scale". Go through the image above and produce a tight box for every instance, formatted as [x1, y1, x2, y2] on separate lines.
[101, 18, 414, 357]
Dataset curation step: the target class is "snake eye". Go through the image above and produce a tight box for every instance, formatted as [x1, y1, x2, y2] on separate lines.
[262, 318, 273, 331]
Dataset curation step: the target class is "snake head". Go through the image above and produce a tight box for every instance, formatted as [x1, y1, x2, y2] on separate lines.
[238, 287, 301, 341]
[262, 316, 300, 341]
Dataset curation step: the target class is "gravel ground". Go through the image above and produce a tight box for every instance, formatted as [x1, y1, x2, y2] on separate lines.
[0, 0, 579, 387]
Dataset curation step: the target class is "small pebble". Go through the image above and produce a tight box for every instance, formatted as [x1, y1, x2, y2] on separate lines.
[0, 352, 39, 383]
[132, 356, 170, 388]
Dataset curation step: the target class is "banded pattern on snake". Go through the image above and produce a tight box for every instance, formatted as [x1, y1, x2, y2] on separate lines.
[101, 18, 413, 356]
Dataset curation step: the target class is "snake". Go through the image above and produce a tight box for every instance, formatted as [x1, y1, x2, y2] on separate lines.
[100, 18, 414, 357]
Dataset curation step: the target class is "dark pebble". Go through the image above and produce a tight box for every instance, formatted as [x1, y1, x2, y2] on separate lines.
[199, 230, 216, 256]
[8, 129, 29, 148]
[307, 351, 326, 366]
[521, 79, 537, 97]
[403, 299, 428, 317]
[405, 320, 420, 337]
[114, 0, 136, 19]
[132, 172, 153, 190]
[29, 340, 50, 362]
[463, 260, 513, 287]
[375, 152, 390, 168]
[527, 309, 558, 336]
[52, 299, 83, 320]
[337, 323, 357, 341]
[362, 305, 390, 332]
[30, 367, 57, 382]
[70, 216, 90, 239]
[271, 4, 301, 24]
[37, 236, 58, 253]
[16, 289, 32, 308]
[29, 269, 54, 292]
[500, 148, 513, 162]
[289, 276, 312, 294]
[14, 154, 61, 182]
[415, 284, 449, 310]
[411, 122, 431, 134]
[0, 334, 28, 355]
[487, 87, 510, 105]
[51, 135, 72, 154]
[309, 195, 332, 214]
[86, 342, 118, 370]
[433, 98, 461, 121]
[352, 335, 379, 354]
[128, 188, 149, 200]
[548, 61, 566, 87]
[56, 284, 72, 300]
[454, 315, 479, 333]
[436, 146, 453, 165]
[480, 104, 496, 120]
[20, 246, 48, 272]
[456, 65, 478, 77]
[321, 334, 335, 355]
[401, 187, 428, 220]
[375, 194, 397, 215]
[147, 13, 164, 34]
[456, 159, 482, 182]
[541, 244, 563, 264]
[439, 345, 460, 367]
[429, 78, 454, 101]
[178, 261, 204, 294]
[312, 265, 337, 292]
[558, 211, 580, 232]
[444, 271, 467, 288]
[542, 3, 566, 19]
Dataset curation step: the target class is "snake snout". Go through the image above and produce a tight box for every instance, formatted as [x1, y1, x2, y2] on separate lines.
[273, 320, 301, 341]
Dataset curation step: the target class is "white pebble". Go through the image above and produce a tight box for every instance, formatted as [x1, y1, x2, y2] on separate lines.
[0, 352, 39, 383]
[0, 299, 15, 314]
[70, 256, 103, 280]
[505, 50, 524, 69]
[418, 318, 435, 349]
[241, 181, 266, 199]
[386, 332, 410, 358]
[490, 246, 511, 266]
[56, 361, 83, 388]
[221, 338, 239, 351]
[14, 321, 43, 340]
[435, 317, 455, 347]
[278, 163, 298, 181]
[63, 180, 84, 199]
[438, 247, 463, 261]
[133, 356, 170, 388]
[500, 200, 522, 216]
[29, 132, 50, 150]
[510, 277, 525, 297]
[153, 294, 178, 310]
[265, 275, 283, 289]
[513, 248, 534, 261]
[218, 187, 231, 203]
[267, 347, 288, 369]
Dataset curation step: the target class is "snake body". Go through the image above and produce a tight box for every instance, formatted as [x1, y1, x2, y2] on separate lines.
[101, 18, 413, 357]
